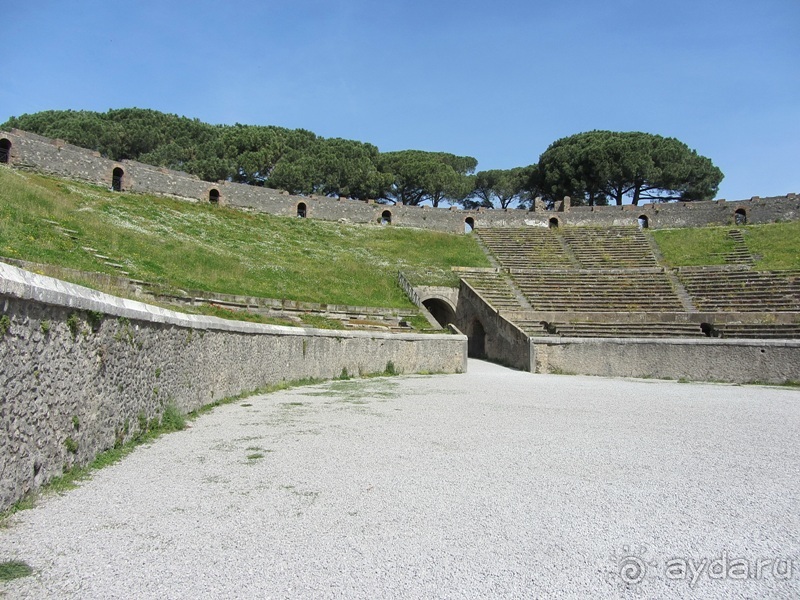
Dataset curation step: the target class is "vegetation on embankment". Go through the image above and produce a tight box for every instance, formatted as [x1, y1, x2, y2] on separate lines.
[0, 166, 490, 308]
[651, 222, 800, 270]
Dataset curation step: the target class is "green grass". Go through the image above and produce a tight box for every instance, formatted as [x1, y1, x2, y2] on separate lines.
[0, 560, 33, 581]
[401, 267, 463, 288]
[0, 167, 489, 308]
[650, 227, 735, 266]
[743, 222, 800, 269]
[651, 222, 800, 269]
[299, 314, 346, 329]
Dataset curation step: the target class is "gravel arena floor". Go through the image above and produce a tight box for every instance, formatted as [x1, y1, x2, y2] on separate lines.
[1, 360, 799, 599]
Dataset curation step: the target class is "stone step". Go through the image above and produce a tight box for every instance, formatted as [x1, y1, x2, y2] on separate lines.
[516, 320, 708, 338]
[712, 324, 800, 339]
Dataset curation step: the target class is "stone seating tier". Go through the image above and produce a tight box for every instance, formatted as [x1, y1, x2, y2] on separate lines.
[710, 323, 800, 339]
[476, 227, 574, 269]
[510, 270, 684, 312]
[558, 226, 659, 269]
[459, 270, 526, 312]
[516, 320, 707, 338]
[476, 226, 659, 270]
[677, 268, 800, 312]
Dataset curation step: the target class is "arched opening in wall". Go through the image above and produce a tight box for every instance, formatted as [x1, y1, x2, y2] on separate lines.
[638, 215, 649, 229]
[0, 138, 11, 164]
[734, 208, 747, 225]
[465, 217, 475, 233]
[468, 319, 487, 359]
[297, 202, 307, 218]
[111, 167, 124, 192]
[209, 189, 220, 204]
[548, 217, 559, 229]
[380, 210, 392, 225]
[422, 298, 456, 328]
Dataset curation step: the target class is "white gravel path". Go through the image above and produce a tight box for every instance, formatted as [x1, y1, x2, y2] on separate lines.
[1, 360, 799, 599]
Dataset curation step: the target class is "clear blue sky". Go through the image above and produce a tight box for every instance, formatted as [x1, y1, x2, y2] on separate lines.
[2, 0, 798, 201]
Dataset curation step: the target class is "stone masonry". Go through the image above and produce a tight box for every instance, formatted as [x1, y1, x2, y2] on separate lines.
[2, 129, 798, 233]
[0, 262, 467, 512]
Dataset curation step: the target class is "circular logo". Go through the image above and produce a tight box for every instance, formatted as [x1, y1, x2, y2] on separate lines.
[618, 554, 648, 585]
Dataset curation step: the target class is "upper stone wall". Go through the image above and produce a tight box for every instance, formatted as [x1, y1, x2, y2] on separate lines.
[2, 129, 798, 232]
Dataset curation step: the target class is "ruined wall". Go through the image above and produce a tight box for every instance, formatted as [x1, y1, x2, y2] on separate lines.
[2, 129, 798, 233]
[0, 262, 467, 511]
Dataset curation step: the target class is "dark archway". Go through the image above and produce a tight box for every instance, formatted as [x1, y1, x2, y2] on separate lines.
[422, 298, 456, 328]
[112, 167, 124, 191]
[700, 322, 716, 337]
[734, 208, 747, 225]
[0, 138, 11, 164]
[638, 215, 649, 229]
[468, 319, 486, 358]
[548, 217, 559, 229]
[465, 217, 475, 233]
[297, 202, 307, 218]
[380, 210, 392, 225]
[209, 189, 220, 204]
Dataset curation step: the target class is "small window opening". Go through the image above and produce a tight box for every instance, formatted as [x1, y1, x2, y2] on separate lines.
[548, 217, 559, 229]
[297, 202, 307, 218]
[638, 215, 649, 229]
[209, 189, 220, 204]
[734, 208, 747, 225]
[465, 217, 475, 233]
[380, 210, 392, 225]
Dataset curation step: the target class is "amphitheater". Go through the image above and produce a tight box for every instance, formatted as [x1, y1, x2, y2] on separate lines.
[1, 129, 800, 597]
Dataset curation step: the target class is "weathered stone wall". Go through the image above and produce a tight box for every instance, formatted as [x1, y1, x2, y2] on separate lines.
[0, 262, 466, 511]
[530, 337, 800, 383]
[454, 281, 532, 371]
[4, 130, 118, 186]
[2, 128, 798, 233]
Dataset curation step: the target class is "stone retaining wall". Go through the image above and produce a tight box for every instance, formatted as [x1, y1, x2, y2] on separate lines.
[454, 280, 532, 371]
[530, 337, 800, 383]
[0, 262, 467, 511]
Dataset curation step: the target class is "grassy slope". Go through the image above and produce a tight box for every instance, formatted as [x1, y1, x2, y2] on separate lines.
[0, 167, 490, 308]
[650, 227, 735, 266]
[652, 222, 800, 270]
[3, 165, 798, 310]
[743, 222, 800, 269]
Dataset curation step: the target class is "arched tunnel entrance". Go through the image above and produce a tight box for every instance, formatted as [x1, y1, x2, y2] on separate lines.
[422, 298, 457, 328]
[0, 138, 11, 164]
[468, 319, 486, 359]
